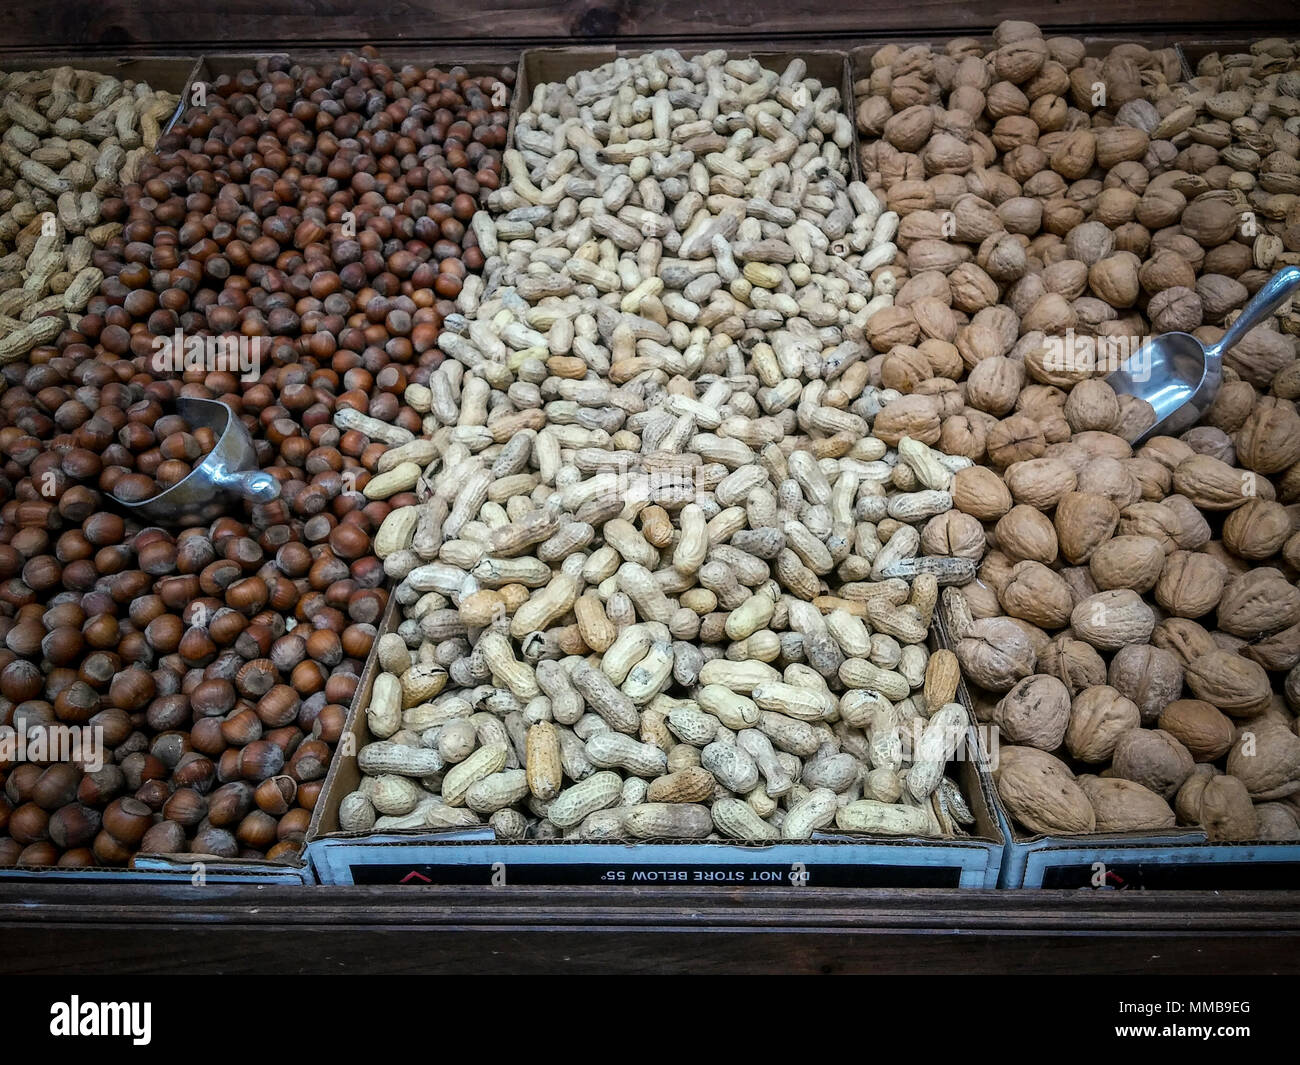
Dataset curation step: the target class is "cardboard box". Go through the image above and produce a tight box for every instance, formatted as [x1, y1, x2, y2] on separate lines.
[306, 604, 1006, 888]
[511, 46, 860, 183]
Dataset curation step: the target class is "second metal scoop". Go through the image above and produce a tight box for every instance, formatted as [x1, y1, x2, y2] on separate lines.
[1106, 265, 1300, 445]
[111, 397, 281, 527]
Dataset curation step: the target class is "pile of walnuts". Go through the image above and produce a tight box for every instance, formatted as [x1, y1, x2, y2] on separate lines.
[853, 24, 1300, 840]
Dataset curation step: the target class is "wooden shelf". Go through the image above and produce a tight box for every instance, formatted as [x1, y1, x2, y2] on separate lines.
[1, 883, 1298, 974]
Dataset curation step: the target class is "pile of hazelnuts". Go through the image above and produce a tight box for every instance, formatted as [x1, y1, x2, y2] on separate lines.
[0, 50, 512, 868]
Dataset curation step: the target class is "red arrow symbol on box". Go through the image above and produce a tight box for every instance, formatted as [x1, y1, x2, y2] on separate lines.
[400, 871, 431, 883]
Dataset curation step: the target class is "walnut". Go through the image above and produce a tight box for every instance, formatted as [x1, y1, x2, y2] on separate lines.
[919, 338, 964, 379]
[1158, 699, 1236, 763]
[1020, 292, 1077, 334]
[1172, 454, 1261, 511]
[1111, 727, 1195, 799]
[865, 305, 920, 352]
[1072, 431, 1133, 461]
[1160, 494, 1212, 550]
[1138, 249, 1197, 293]
[1147, 286, 1204, 333]
[1063, 379, 1121, 433]
[1088, 253, 1142, 308]
[883, 104, 935, 151]
[1243, 622, 1300, 674]
[1095, 126, 1150, 168]
[1217, 568, 1300, 639]
[1108, 643, 1186, 725]
[1195, 274, 1248, 322]
[1235, 405, 1300, 474]
[1029, 94, 1067, 132]
[1055, 491, 1120, 563]
[1116, 500, 1182, 552]
[991, 115, 1041, 152]
[1070, 589, 1156, 651]
[951, 465, 1014, 520]
[994, 745, 1096, 835]
[1226, 718, 1300, 799]
[1039, 635, 1107, 696]
[1065, 685, 1141, 763]
[959, 577, 1004, 619]
[1151, 617, 1218, 666]
[856, 96, 894, 137]
[1184, 649, 1273, 718]
[1115, 395, 1159, 445]
[1138, 436, 1195, 472]
[1254, 803, 1300, 841]
[1050, 129, 1096, 180]
[1101, 52, 1144, 107]
[1064, 220, 1115, 265]
[1154, 550, 1227, 619]
[1079, 776, 1177, 832]
[1006, 273, 1048, 318]
[1003, 457, 1076, 509]
[993, 673, 1072, 751]
[896, 272, 951, 307]
[965, 355, 1025, 415]
[906, 239, 974, 274]
[948, 262, 1000, 311]
[1180, 425, 1236, 464]
[873, 394, 942, 446]
[1202, 241, 1253, 279]
[921, 510, 987, 559]
[1196, 775, 1259, 841]
[986, 412, 1047, 467]
[1041, 259, 1089, 299]
[1223, 327, 1295, 389]
[1088, 535, 1166, 593]
[938, 413, 988, 461]
[922, 132, 976, 175]
[999, 561, 1074, 629]
[977, 546, 1019, 595]
[1093, 187, 1139, 228]
[976, 230, 1030, 282]
[1180, 195, 1240, 246]
[1222, 499, 1291, 561]
[997, 196, 1043, 235]
[1042, 196, 1087, 235]
[1046, 36, 1086, 68]
[1076, 457, 1142, 509]
[1135, 185, 1187, 229]
[880, 346, 934, 393]
[1114, 98, 1161, 135]
[995, 505, 1060, 565]
[957, 616, 1039, 692]
[1125, 456, 1172, 500]
[993, 38, 1049, 85]
[911, 297, 960, 343]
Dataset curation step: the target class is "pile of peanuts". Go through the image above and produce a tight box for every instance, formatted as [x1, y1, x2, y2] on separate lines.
[0, 66, 179, 360]
[340, 49, 987, 843]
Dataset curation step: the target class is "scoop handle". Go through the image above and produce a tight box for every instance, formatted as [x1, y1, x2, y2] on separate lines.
[1206, 266, 1300, 361]
[209, 468, 281, 503]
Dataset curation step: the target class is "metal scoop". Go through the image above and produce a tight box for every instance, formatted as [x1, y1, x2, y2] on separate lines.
[1106, 265, 1300, 445]
[111, 397, 280, 527]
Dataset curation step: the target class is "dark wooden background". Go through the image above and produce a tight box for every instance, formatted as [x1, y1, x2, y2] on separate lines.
[3, 883, 1299, 974]
[5, 0, 1299, 56]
